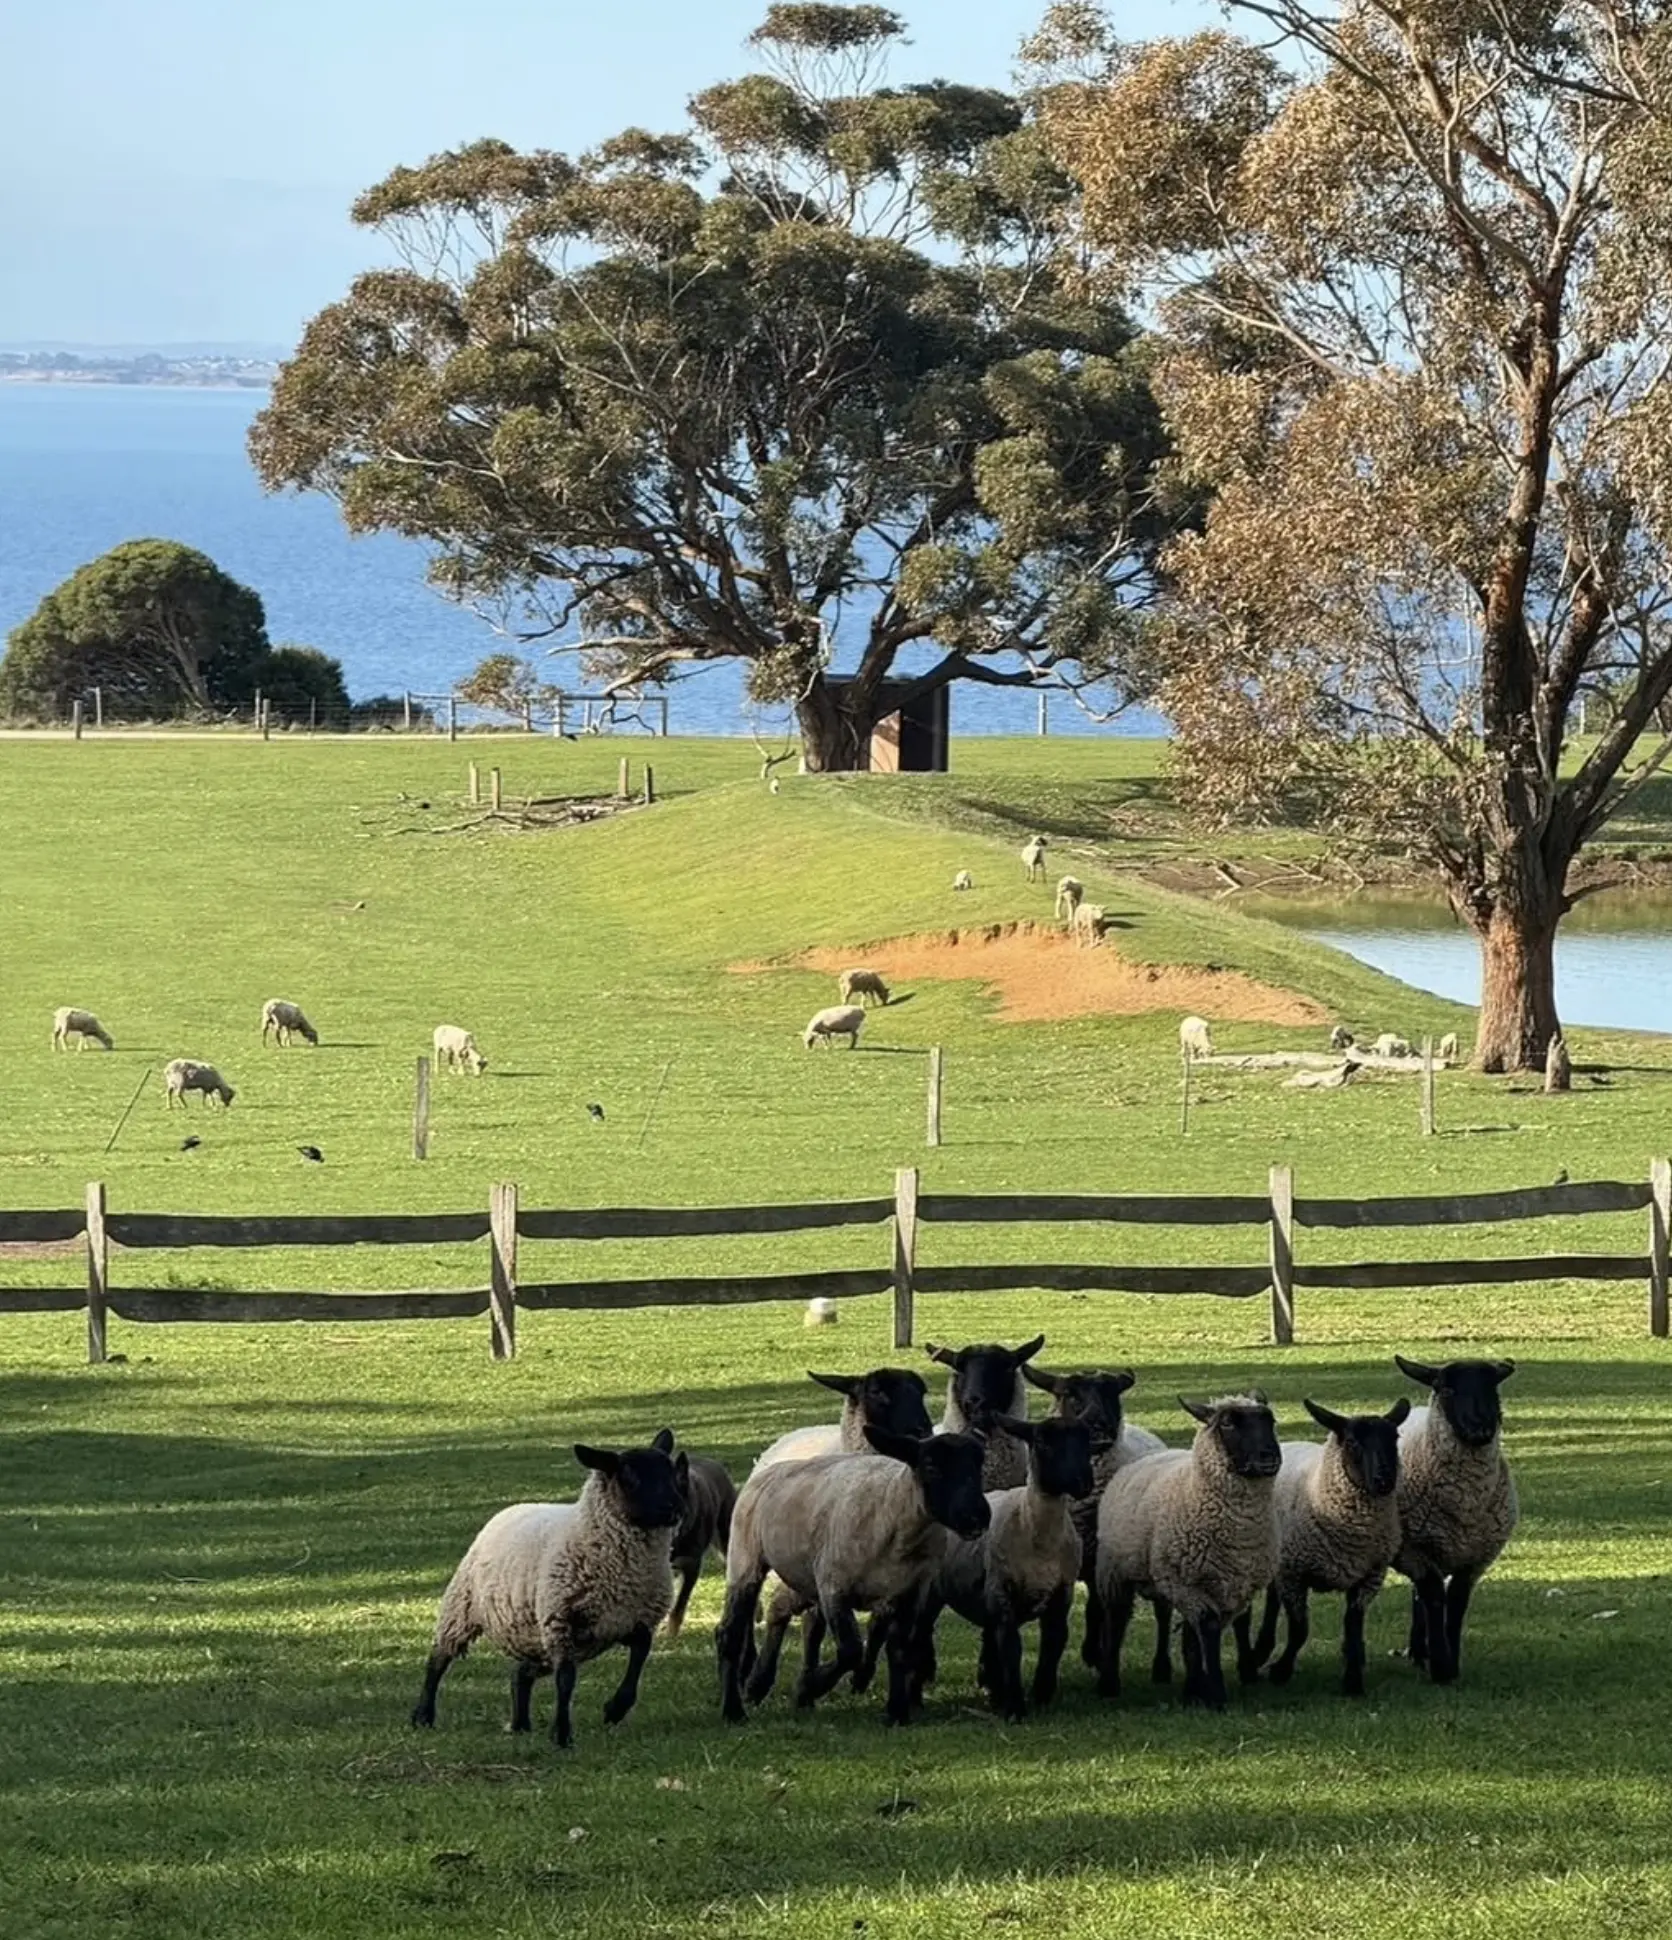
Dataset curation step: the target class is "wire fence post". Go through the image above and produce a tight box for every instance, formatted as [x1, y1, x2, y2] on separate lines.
[642, 763, 655, 805]
[413, 1057, 431, 1160]
[893, 1166, 919, 1348]
[93, 686, 103, 728]
[490, 767, 502, 812]
[1421, 1037, 1436, 1137]
[72, 699, 83, 740]
[618, 755, 630, 799]
[1179, 1049, 1194, 1134]
[1650, 1157, 1670, 1339]
[927, 1046, 943, 1147]
[489, 1181, 518, 1360]
[468, 761, 479, 806]
[447, 693, 458, 743]
[403, 691, 412, 732]
[86, 1180, 108, 1364]
[1269, 1163, 1295, 1346]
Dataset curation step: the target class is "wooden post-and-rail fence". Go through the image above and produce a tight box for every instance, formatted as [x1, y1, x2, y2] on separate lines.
[0, 1162, 1667, 1365]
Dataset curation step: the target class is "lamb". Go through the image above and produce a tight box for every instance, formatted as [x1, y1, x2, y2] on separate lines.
[664, 1452, 737, 1643]
[1179, 1015, 1214, 1060]
[838, 968, 891, 1008]
[1070, 901, 1106, 948]
[1437, 1031, 1459, 1062]
[163, 1058, 235, 1108]
[754, 1367, 933, 1470]
[952, 870, 974, 891]
[1392, 1354, 1518, 1684]
[410, 1428, 687, 1747]
[1094, 1392, 1281, 1709]
[432, 1024, 487, 1075]
[802, 1004, 865, 1050]
[927, 1334, 1046, 1488]
[1328, 1025, 1355, 1053]
[52, 1007, 113, 1052]
[1021, 1362, 1168, 1666]
[716, 1426, 990, 1725]
[1245, 1397, 1410, 1695]
[933, 1416, 1095, 1719]
[1021, 835, 1048, 881]
[1054, 876, 1084, 922]
[1372, 1032, 1412, 1059]
[260, 998, 318, 1047]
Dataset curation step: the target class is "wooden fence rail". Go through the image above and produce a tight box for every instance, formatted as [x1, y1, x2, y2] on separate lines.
[0, 1162, 1666, 1363]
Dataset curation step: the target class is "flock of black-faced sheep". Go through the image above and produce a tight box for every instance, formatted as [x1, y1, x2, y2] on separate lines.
[410, 1338, 1517, 1747]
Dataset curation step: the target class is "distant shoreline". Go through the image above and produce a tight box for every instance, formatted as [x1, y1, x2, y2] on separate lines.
[0, 374, 273, 391]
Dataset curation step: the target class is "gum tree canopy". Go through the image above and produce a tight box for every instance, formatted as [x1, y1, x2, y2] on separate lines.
[1038, 0, 1672, 1071]
[249, 3, 1180, 771]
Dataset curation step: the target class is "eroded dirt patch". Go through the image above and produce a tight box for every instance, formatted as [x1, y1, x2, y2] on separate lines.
[735, 922, 1326, 1026]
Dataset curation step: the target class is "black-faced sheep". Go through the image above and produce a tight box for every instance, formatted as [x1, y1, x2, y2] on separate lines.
[927, 1334, 1047, 1489]
[260, 999, 318, 1047]
[163, 1058, 235, 1108]
[1021, 836, 1048, 881]
[838, 969, 891, 1008]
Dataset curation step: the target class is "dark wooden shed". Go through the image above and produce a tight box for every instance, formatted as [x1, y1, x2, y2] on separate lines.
[827, 678, 950, 772]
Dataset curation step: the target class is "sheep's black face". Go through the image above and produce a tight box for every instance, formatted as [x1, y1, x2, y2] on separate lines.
[1032, 1418, 1097, 1500]
[1339, 1417, 1402, 1498]
[936, 1335, 1046, 1429]
[864, 1370, 933, 1437]
[612, 1448, 686, 1530]
[915, 1433, 991, 1540]
[1397, 1355, 1513, 1448]
[1214, 1404, 1281, 1479]
[1028, 1367, 1134, 1448]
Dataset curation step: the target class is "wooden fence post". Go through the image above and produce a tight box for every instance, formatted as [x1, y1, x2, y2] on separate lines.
[86, 1181, 108, 1365]
[468, 761, 479, 806]
[403, 691, 412, 732]
[490, 766, 502, 811]
[643, 764, 655, 805]
[448, 693, 458, 742]
[93, 686, 103, 728]
[1269, 1163, 1295, 1346]
[72, 699, 83, 740]
[261, 700, 272, 742]
[309, 697, 317, 732]
[522, 698, 533, 732]
[1037, 692, 1048, 736]
[927, 1046, 943, 1147]
[893, 1166, 919, 1348]
[1179, 1049, 1193, 1135]
[618, 755, 630, 799]
[489, 1181, 518, 1360]
[253, 688, 262, 733]
[1650, 1157, 1670, 1339]
[413, 1057, 431, 1160]
[556, 694, 566, 737]
[1421, 1037, 1436, 1137]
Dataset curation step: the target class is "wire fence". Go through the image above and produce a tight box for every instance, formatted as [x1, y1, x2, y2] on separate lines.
[49, 688, 672, 737]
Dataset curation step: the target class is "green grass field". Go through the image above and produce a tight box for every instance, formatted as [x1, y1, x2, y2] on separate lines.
[4, 735, 1671, 1938]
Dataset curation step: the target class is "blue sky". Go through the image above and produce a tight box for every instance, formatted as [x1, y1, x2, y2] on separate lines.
[0, 0, 1205, 348]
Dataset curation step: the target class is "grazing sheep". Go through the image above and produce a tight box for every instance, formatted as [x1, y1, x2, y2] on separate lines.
[1070, 901, 1107, 948]
[717, 1427, 991, 1725]
[1328, 1025, 1355, 1052]
[1245, 1397, 1410, 1695]
[928, 1334, 1046, 1489]
[1094, 1393, 1281, 1709]
[1372, 1033, 1412, 1059]
[1021, 1363, 1167, 1666]
[1054, 876, 1084, 922]
[52, 1007, 113, 1052]
[804, 1297, 839, 1327]
[1179, 1015, 1214, 1061]
[1392, 1355, 1518, 1684]
[1437, 1031, 1460, 1062]
[755, 1368, 934, 1471]
[432, 1024, 487, 1075]
[410, 1429, 687, 1747]
[163, 1059, 235, 1108]
[1021, 836, 1048, 881]
[838, 968, 891, 1008]
[933, 1416, 1096, 1718]
[664, 1452, 737, 1644]
[802, 1004, 865, 1050]
[260, 998, 318, 1047]
[952, 870, 974, 891]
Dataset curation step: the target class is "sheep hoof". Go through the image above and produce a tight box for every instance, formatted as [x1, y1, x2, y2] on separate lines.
[409, 1705, 435, 1729]
[1267, 1660, 1294, 1687]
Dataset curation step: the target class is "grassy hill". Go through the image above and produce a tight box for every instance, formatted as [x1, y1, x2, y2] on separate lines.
[2, 735, 1669, 1939]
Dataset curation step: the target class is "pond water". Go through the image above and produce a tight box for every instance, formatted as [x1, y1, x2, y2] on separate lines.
[1246, 895, 1672, 1035]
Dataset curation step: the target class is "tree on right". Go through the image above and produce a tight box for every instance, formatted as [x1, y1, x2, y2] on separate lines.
[1035, 0, 1672, 1070]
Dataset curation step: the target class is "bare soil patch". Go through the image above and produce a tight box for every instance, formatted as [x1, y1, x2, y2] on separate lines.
[737, 922, 1325, 1027]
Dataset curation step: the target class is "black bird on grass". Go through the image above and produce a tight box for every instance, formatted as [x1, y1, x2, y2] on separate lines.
[1552, 1166, 1570, 1185]
[586, 1103, 606, 1123]
[298, 1145, 325, 1163]
[180, 1135, 201, 1152]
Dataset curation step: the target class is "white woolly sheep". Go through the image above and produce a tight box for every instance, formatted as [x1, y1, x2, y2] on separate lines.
[928, 1334, 1046, 1489]
[1328, 1025, 1355, 1053]
[260, 998, 318, 1047]
[838, 968, 891, 1008]
[754, 1368, 933, 1471]
[1392, 1355, 1518, 1684]
[1179, 1015, 1214, 1061]
[52, 1007, 113, 1052]
[1054, 876, 1084, 922]
[802, 1004, 865, 1050]
[665, 1451, 737, 1644]
[1021, 836, 1048, 881]
[433, 1024, 487, 1075]
[163, 1058, 235, 1108]
[1372, 1033, 1412, 1059]
[952, 870, 974, 891]
[411, 1428, 687, 1747]
[1245, 1397, 1410, 1696]
[1070, 901, 1106, 948]
[1094, 1392, 1281, 1709]
[1437, 1031, 1460, 1062]
[932, 1416, 1096, 1719]
[717, 1427, 990, 1726]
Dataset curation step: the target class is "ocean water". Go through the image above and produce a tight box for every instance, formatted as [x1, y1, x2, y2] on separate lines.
[0, 383, 1162, 737]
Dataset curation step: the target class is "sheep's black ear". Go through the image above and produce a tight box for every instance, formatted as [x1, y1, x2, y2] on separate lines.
[863, 1425, 922, 1466]
[808, 1370, 859, 1396]
[1013, 1333, 1047, 1364]
[1394, 1354, 1440, 1387]
[673, 1451, 690, 1490]
[1178, 1396, 1213, 1425]
[1304, 1398, 1346, 1436]
[991, 1415, 1034, 1443]
[1111, 1368, 1137, 1394]
[1489, 1359, 1517, 1384]
[1385, 1396, 1412, 1427]
[574, 1444, 619, 1475]
[651, 1427, 675, 1454]
[925, 1342, 958, 1368]
[1022, 1363, 1064, 1395]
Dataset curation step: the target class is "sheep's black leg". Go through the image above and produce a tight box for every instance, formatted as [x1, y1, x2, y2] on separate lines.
[1097, 1582, 1134, 1699]
[1412, 1572, 1451, 1683]
[663, 1560, 700, 1644]
[803, 1604, 864, 1704]
[1268, 1588, 1309, 1686]
[1442, 1568, 1478, 1683]
[602, 1624, 654, 1726]
[1080, 1580, 1104, 1670]
[1033, 1587, 1072, 1711]
[1150, 1595, 1175, 1684]
[744, 1597, 794, 1706]
[1342, 1590, 1371, 1697]
[507, 1657, 543, 1732]
[1250, 1585, 1281, 1671]
[550, 1656, 579, 1748]
[793, 1611, 828, 1709]
[1179, 1616, 1203, 1703]
[883, 1605, 924, 1726]
[410, 1646, 455, 1728]
[1233, 1606, 1263, 1685]
[1407, 1583, 1429, 1666]
[852, 1610, 890, 1696]
[991, 1618, 1026, 1721]
[717, 1578, 763, 1722]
